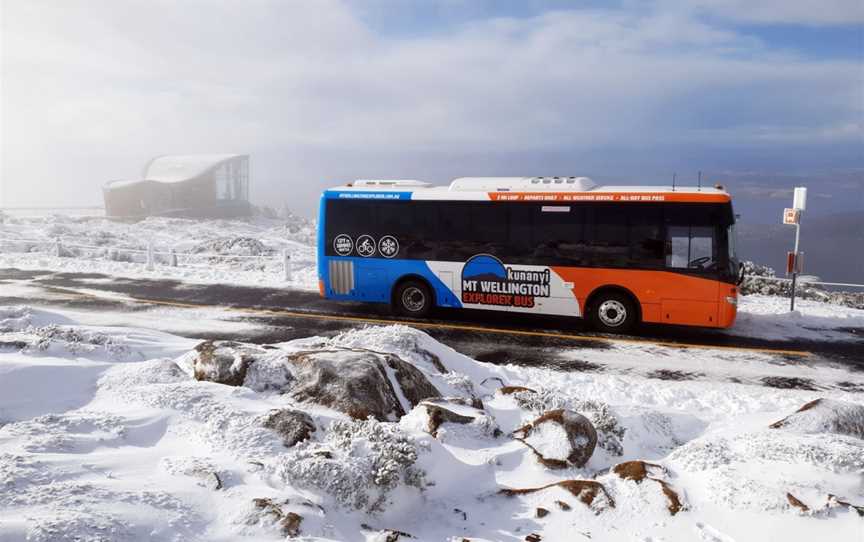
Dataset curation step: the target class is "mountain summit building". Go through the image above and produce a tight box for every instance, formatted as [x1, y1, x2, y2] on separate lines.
[103, 154, 251, 220]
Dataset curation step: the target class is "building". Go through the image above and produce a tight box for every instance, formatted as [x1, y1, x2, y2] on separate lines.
[103, 154, 251, 219]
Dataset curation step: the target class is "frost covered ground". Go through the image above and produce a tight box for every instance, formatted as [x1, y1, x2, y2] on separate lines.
[1, 304, 863, 541]
[0, 213, 317, 290]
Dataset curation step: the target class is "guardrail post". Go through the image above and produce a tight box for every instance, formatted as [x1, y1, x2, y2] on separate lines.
[55, 238, 62, 257]
[283, 249, 292, 282]
[146, 240, 155, 271]
[170, 248, 177, 267]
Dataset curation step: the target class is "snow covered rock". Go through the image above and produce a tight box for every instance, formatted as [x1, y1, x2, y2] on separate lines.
[287, 348, 440, 421]
[499, 480, 615, 513]
[507, 387, 624, 457]
[262, 409, 316, 447]
[191, 340, 264, 386]
[769, 398, 864, 440]
[245, 498, 304, 537]
[513, 409, 597, 469]
[401, 398, 501, 441]
[612, 460, 684, 515]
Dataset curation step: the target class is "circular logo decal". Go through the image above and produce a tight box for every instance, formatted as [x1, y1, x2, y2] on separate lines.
[356, 235, 376, 257]
[378, 235, 399, 258]
[333, 234, 353, 256]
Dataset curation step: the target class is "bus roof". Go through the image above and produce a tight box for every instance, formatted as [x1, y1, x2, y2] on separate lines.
[326, 177, 731, 203]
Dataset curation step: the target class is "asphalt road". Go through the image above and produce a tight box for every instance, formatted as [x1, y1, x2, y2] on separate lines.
[1, 267, 862, 391]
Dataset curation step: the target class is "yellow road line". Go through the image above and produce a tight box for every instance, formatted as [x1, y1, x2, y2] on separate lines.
[52, 286, 811, 357]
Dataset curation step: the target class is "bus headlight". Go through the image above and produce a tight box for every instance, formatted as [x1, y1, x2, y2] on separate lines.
[725, 296, 737, 306]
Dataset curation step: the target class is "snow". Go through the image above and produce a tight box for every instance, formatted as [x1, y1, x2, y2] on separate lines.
[1, 304, 862, 541]
[0, 213, 317, 290]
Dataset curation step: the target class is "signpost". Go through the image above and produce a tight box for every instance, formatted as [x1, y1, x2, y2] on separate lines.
[784, 187, 807, 311]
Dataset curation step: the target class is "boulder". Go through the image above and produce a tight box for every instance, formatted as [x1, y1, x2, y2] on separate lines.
[191, 340, 263, 386]
[769, 398, 864, 440]
[513, 409, 597, 468]
[287, 349, 440, 421]
[288, 349, 441, 421]
[263, 409, 316, 447]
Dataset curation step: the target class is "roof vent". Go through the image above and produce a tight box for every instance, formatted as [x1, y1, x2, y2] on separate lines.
[353, 179, 431, 188]
[449, 176, 596, 192]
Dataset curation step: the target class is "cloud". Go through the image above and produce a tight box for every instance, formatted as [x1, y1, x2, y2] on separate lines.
[671, 0, 864, 26]
[1, 0, 862, 208]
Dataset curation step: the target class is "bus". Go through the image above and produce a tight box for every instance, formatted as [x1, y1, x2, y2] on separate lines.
[317, 176, 742, 333]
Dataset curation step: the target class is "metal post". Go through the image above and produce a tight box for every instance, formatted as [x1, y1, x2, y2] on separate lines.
[790, 221, 801, 311]
[170, 248, 178, 267]
[55, 238, 62, 257]
[146, 240, 155, 271]
[283, 249, 292, 282]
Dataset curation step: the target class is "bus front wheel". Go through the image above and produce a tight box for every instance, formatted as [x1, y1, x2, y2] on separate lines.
[589, 292, 637, 334]
[394, 280, 433, 317]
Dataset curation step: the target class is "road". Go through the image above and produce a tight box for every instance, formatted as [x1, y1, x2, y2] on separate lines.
[1, 267, 862, 392]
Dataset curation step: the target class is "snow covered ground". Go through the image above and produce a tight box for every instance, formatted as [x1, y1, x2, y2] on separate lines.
[0, 213, 318, 290]
[1, 304, 862, 541]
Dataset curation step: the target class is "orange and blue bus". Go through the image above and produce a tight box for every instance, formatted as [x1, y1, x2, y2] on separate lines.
[317, 177, 741, 333]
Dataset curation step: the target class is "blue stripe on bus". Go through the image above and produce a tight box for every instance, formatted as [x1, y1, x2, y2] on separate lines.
[320, 256, 462, 309]
[323, 190, 412, 200]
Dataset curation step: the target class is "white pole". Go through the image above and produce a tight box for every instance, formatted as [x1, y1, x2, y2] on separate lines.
[790, 221, 801, 311]
[283, 249, 292, 282]
[170, 248, 177, 267]
[55, 238, 62, 257]
[146, 239, 155, 271]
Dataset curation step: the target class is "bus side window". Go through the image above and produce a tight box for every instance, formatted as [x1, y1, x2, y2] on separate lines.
[438, 203, 474, 260]
[628, 206, 664, 268]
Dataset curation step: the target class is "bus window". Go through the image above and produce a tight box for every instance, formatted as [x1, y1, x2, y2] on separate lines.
[586, 205, 628, 266]
[438, 204, 474, 260]
[531, 205, 585, 265]
[666, 225, 717, 270]
[628, 206, 664, 268]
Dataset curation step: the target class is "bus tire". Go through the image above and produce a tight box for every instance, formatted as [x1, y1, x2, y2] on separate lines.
[393, 280, 433, 317]
[589, 291, 637, 334]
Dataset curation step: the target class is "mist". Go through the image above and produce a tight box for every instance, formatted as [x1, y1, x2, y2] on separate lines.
[2, 0, 862, 219]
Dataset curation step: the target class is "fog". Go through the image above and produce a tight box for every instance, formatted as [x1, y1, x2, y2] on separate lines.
[1, 0, 862, 219]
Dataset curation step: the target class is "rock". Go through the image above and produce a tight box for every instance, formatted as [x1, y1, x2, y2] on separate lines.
[500, 480, 615, 512]
[361, 525, 414, 541]
[287, 349, 439, 421]
[525, 535, 542, 542]
[535, 507, 549, 518]
[555, 500, 571, 511]
[612, 460, 683, 515]
[769, 398, 864, 440]
[787, 493, 810, 513]
[191, 340, 262, 386]
[827, 494, 864, 517]
[513, 409, 597, 468]
[249, 498, 303, 537]
[499, 385, 537, 395]
[263, 409, 316, 447]
[405, 398, 500, 440]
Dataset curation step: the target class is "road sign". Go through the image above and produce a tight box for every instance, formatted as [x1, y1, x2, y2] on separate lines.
[783, 208, 799, 225]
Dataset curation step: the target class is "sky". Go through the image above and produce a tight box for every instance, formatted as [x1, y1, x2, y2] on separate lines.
[1, 0, 862, 220]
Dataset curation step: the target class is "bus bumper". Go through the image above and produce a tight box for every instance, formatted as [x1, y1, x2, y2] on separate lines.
[719, 286, 738, 328]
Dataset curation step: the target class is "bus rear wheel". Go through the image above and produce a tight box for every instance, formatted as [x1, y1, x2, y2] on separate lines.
[589, 292, 637, 334]
[394, 280, 433, 317]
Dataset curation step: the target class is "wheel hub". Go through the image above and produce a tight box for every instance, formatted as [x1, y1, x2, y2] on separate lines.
[598, 299, 627, 327]
[402, 287, 426, 312]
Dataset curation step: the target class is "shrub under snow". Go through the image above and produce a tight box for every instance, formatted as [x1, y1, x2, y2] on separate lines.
[277, 417, 428, 512]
